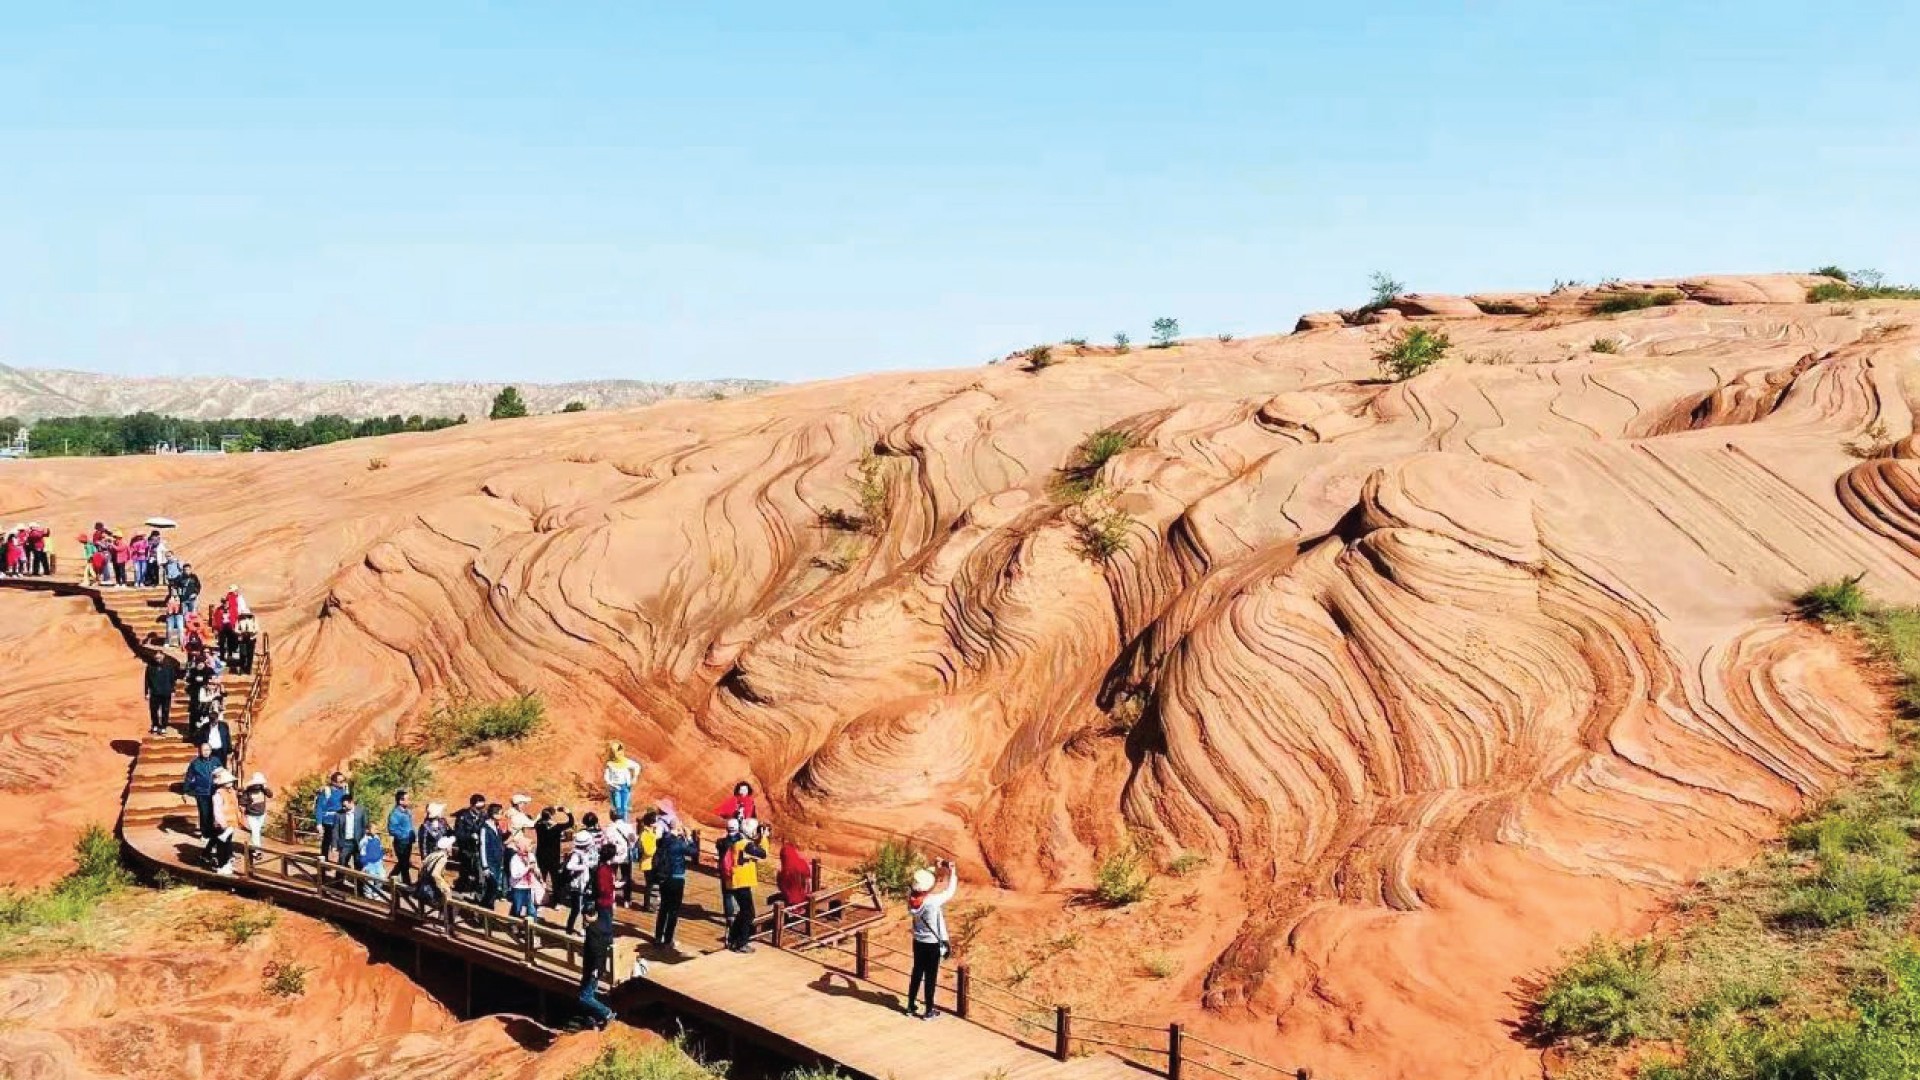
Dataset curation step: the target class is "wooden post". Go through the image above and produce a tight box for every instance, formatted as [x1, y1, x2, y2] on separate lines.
[445, 897, 458, 939]
[771, 899, 786, 948]
[523, 919, 536, 967]
[1167, 1023, 1183, 1080]
[804, 892, 817, 942]
[955, 965, 971, 1019]
[283, 814, 295, 845]
[1294, 1071, 1311, 1080]
[810, 857, 823, 891]
[243, 844, 255, 878]
[388, 880, 401, 921]
[315, 862, 327, 898]
[1055, 1006, 1072, 1061]
[855, 928, 870, 979]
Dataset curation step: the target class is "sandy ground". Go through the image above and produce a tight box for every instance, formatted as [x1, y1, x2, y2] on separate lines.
[3, 272, 1919, 1077]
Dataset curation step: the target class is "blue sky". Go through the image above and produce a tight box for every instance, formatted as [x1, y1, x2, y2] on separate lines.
[2, 3, 1916, 384]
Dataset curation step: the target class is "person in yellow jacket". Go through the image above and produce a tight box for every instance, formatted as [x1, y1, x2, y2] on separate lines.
[724, 820, 766, 953]
[637, 810, 661, 912]
[603, 741, 642, 820]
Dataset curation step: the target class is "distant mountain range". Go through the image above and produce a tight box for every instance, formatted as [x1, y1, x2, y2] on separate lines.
[0, 363, 775, 422]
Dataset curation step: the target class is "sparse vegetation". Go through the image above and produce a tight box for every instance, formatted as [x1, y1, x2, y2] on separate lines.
[1552, 279, 1586, 292]
[1536, 582, 1920, 1076]
[351, 744, 434, 815]
[1053, 429, 1136, 501]
[1809, 280, 1920, 303]
[859, 838, 930, 898]
[1025, 344, 1056, 370]
[225, 904, 279, 945]
[1846, 419, 1898, 459]
[568, 1037, 729, 1080]
[561, 401, 589, 413]
[1165, 852, 1207, 877]
[367, 456, 389, 470]
[1374, 326, 1452, 381]
[1094, 843, 1152, 905]
[1217, 332, 1233, 343]
[1589, 290, 1684, 315]
[1141, 952, 1178, 979]
[488, 386, 529, 420]
[0, 825, 130, 929]
[1070, 492, 1134, 562]
[1476, 300, 1538, 316]
[263, 956, 311, 998]
[783, 1068, 849, 1080]
[1113, 331, 1130, 353]
[1812, 265, 1851, 281]
[1065, 337, 1088, 350]
[1590, 337, 1620, 354]
[817, 507, 868, 533]
[950, 902, 998, 954]
[1464, 349, 1518, 366]
[1150, 317, 1180, 348]
[425, 692, 546, 753]
[1362, 271, 1405, 314]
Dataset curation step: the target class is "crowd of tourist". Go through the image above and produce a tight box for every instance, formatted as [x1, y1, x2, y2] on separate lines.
[2, 524, 52, 577]
[29, 520, 965, 1032]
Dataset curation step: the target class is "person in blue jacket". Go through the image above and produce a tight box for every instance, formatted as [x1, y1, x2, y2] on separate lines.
[387, 790, 417, 886]
[313, 772, 347, 856]
[182, 743, 218, 839]
[357, 824, 388, 901]
[651, 826, 697, 951]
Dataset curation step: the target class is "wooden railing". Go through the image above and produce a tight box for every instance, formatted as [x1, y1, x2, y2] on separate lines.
[751, 874, 887, 948]
[808, 927, 1317, 1079]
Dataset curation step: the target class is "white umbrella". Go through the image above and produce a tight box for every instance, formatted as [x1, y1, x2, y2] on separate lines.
[144, 517, 178, 529]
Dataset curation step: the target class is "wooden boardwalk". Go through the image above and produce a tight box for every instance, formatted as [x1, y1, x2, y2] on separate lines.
[0, 573, 1309, 1080]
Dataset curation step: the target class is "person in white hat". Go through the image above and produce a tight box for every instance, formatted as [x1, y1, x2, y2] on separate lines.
[240, 772, 274, 851]
[508, 793, 536, 832]
[905, 858, 959, 1019]
[418, 835, 456, 907]
[209, 768, 241, 876]
[564, 829, 598, 935]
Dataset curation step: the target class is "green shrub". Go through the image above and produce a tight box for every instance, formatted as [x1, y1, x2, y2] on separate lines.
[1590, 337, 1620, 354]
[1025, 345, 1056, 370]
[1072, 502, 1133, 562]
[0, 825, 130, 929]
[784, 1069, 849, 1080]
[1808, 281, 1920, 303]
[351, 745, 433, 817]
[1079, 430, 1133, 471]
[427, 692, 546, 753]
[1362, 271, 1404, 314]
[1786, 807, 1907, 861]
[1150, 317, 1179, 348]
[1812, 265, 1851, 281]
[1064, 337, 1088, 349]
[1216, 332, 1233, 343]
[561, 401, 589, 413]
[263, 956, 311, 998]
[859, 838, 929, 898]
[1375, 326, 1452, 381]
[569, 1037, 729, 1080]
[1141, 952, 1178, 979]
[1777, 854, 1920, 928]
[1094, 845, 1151, 905]
[1477, 300, 1538, 316]
[1113, 331, 1131, 353]
[225, 905, 279, 946]
[1537, 938, 1665, 1044]
[1796, 575, 1869, 623]
[1590, 290, 1684, 315]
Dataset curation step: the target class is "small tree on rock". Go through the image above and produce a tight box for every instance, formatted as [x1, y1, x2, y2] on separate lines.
[489, 387, 529, 420]
[1150, 317, 1179, 348]
[560, 401, 588, 413]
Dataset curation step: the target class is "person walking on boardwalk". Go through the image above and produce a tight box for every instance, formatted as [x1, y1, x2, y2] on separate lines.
[564, 829, 597, 935]
[241, 772, 273, 852]
[508, 833, 541, 918]
[387, 790, 417, 886]
[775, 833, 811, 911]
[314, 772, 348, 856]
[417, 802, 450, 865]
[183, 743, 218, 839]
[534, 805, 573, 908]
[652, 824, 695, 951]
[197, 708, 233, 770]
[233, 609, 259, 675]
[905, 860, 959, 1020]
[209, 768, 241, 875]
[635, 810, 660, 913]
[477, 806, 508, 910]
[164, 590, 184, 648]
[417, 835, 454, 908]
[608, 813, 638, 906]
[143, 652, 179, 736]
[177, 563, 202, 613]
[357, 822, 388, 900]
[603, 741, 641, 821]
[452, 793, 487, 897]
[332, 792, 369, 869]
[591, 840, 619, 935]
[726, 822, 766, 953]
[578, 917, 617, 1030]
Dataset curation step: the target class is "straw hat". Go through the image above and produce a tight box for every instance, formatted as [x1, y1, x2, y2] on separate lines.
[910, 868, 936, 893]
[249, 772, 266, 786]
[572, 830, 592, 845]
[511, 793, 531, 806]
[212, 768, 236, 786]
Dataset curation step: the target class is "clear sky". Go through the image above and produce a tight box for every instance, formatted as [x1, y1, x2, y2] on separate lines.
[3, 3, 1916, 385]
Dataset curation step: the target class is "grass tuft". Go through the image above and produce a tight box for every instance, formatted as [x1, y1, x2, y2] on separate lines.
[0, 825, 130, 929]
[1538, 938, 1665, 1044]
[426, 692, 546, 753]
[1094, 843, 1152, 905]
[1589, 290, 1684, 315]
[568, 1037, 729, 1080]
[1375, 326, 1451, 381]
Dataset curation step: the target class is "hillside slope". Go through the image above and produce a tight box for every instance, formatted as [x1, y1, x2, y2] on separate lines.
[7, 272, 1919, 1079]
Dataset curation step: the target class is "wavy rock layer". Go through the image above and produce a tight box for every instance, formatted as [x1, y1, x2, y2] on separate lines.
[6, 276, 1920, 1079]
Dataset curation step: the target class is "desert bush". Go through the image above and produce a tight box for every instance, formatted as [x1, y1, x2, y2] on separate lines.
[1464, 349, 1518, 366]
[561, 401, 588, 413]
[1025, 345, 1056, 370]
[1216, 332, 1233, 343]
[0, 825, 130, 929]
[1812, 265, 1851, 281]
[426, 692, 546, 753]
[263, 956, 311, 998]
[1150, 317, 1179, 348]
[1845, 419, 1897, 459]
[488, 386, 528, 420]
[1375, 326, 1452, 381]
[1141, 952, 1178, 979]
[855, 453, 889, 525]
[1538, 938, 1666, 1044]
[1776, 853, 1920, 928]
[817, 507, 868, 533]
[351, 744, 434, 814]
[570, 1037, 729, 1080]
[859, 838, 929, 898]
[1094, 844, 1151, 905]
[1477, 300, 1538, 315]
[1795, 575, 1869, 624]
[1072, 501, 1134, 562]
[1590, 337, 1620, 354]
[1165, 852, 1207, 877]
[1363, 271, 1404, 313]
[1590, 290, 1684, 315]
[1113, 331, 1130, 353]
[1810, 281, 1920, 303]
[1064, 337, 1088, 349]
[225, 904, 280, 946]
[367, 456, 389, 471]
[1079, 430, 1133, 471]
[950, 902, 998, 953]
